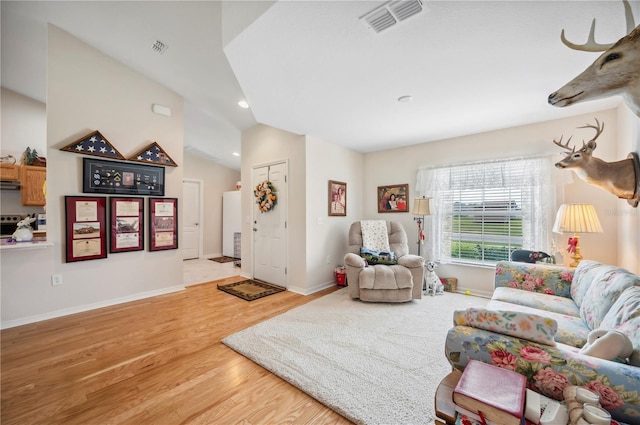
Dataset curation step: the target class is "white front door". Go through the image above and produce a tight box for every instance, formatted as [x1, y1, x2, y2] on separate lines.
[253, 162, 287, 287]
[182, 179, 202, 260]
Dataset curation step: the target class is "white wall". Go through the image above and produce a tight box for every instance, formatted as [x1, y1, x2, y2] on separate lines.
[183, 150, 240, 258]
[1, 25, 185, 327]
[305, 135, 363, 293]
[0, 87, 47, 216]
[363, 108, 633, 296]
[616, 104, 640, 273]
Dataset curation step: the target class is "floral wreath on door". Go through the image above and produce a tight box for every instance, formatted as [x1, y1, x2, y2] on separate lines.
[254, 181, 277, 213]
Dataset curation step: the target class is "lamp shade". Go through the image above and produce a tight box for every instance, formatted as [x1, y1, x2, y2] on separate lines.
[412, 197, 432, 215]
[552, 203, 603, 234]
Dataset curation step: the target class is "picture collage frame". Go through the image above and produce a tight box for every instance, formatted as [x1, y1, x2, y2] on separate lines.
[64, 195, 178, 262]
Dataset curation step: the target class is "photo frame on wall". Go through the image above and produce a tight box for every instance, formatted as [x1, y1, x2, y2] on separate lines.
[149, 197, 178, 251]
[65, 196, 107, 262]
[83, 157, 165, 196]
[328, 180, 347, 216]
[109, 197, 144, 253]
[377, 184, 409, 213]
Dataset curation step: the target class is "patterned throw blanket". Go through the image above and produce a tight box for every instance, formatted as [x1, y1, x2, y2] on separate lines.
[360, 220, 389, 251]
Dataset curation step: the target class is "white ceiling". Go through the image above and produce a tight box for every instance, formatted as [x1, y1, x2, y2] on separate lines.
[2, 1, 636, 171]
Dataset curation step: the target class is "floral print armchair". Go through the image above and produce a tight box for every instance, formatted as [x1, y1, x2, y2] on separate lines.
[445, 260, 640, 424]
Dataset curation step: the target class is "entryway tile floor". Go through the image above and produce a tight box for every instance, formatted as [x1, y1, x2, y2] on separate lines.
[183, 258, 241, 286]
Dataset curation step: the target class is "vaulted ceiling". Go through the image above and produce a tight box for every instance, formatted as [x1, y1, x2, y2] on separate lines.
[2, 1, 635, 170]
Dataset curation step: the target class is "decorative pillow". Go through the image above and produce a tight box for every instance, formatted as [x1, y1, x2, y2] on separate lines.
[360, 220, 390, 251]
[360, 247, 397, 265]
[453, 307, 558, 346]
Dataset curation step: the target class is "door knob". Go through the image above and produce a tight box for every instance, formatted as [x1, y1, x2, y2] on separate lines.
[253, 228, 258, 232]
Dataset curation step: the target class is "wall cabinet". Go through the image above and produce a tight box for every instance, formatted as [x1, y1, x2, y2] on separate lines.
[0, 164, 21, 181]
[21, 166, 46, 206]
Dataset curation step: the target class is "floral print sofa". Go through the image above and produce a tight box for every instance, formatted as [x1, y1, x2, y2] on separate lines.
[445, 260, 640, 424]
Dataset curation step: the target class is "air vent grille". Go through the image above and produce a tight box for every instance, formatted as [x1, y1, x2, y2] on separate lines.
[361, 0, 424, 33]
[152, 40, 168, 54]
[364, 9, 397, 33]
[389, 0, 423, 22]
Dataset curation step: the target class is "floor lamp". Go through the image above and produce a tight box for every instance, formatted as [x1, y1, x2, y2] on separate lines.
[552, 203, 603, 268]
[412, 197, 432, 257]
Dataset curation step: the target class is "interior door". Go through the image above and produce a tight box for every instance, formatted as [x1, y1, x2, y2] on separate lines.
[182, 179, 201, 260]
[253, 162, 287, 287]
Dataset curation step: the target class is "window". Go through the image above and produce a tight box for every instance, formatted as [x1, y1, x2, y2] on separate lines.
[416, 157, 556, 265]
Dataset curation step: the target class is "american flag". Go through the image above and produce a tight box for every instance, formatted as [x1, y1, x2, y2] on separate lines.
[61, 130, 125, 159]
[128, 142, 177, 167]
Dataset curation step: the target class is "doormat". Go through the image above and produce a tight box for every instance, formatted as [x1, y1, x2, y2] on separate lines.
[217, 280, 286, 301]
[209, 256, 238, 263]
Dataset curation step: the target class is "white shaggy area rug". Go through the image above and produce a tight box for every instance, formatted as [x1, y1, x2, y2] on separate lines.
[222, 288, 488, 425]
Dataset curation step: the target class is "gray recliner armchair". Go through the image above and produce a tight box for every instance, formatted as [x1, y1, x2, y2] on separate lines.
[344, 221, 424, 302]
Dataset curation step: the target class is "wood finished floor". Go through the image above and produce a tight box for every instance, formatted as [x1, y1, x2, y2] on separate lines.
[1, 277, 352, 425]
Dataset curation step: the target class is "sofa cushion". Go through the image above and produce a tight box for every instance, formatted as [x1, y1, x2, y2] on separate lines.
[492, 287, 580, 317]
[599, 286, 640, 366]
[359, 264, 412, 290]
[571, 260, 601, 307]
[488, 300, 590, 347]
[453, 307, 558, 345]
[495, 262, 573, 298]
[578, 262, 640, 329]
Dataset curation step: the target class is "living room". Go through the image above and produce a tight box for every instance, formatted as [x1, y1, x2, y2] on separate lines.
[1, 1, 640, 424]
[1, 0, 639, 327]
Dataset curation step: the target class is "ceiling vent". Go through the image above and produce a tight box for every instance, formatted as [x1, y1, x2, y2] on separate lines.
[152, 39, 168, 55]
[361, 0, 424, 33]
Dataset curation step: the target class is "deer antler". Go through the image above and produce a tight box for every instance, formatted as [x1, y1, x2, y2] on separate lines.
[577, 118, 604, 145]
[561, 0, 636, 52]
[553, 135, 575, 152]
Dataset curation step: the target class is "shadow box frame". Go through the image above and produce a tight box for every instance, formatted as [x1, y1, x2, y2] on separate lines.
[65, 195, 107, 262]
[328, 180, 347, 217]
[377, 184, 409, 213]
[109, 197, 145, 253]
[83, 157, 165, 196]
[149, 197, 178, 251]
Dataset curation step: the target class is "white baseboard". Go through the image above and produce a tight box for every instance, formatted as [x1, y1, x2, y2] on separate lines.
[288, 280, 336, 296]
[1, 285, 185, 329]
[455, 287, 493, 299]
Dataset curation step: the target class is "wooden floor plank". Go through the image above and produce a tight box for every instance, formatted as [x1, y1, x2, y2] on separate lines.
[1, 280, 351, 425]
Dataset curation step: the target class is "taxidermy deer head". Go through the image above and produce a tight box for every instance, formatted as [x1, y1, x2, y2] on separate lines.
[553, 119, 638, 206]
[548, 0, 640, 117]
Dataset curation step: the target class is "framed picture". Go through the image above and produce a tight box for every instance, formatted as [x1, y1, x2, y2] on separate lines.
[65, 196, 107, 262]
[328, 180, 347, 216]
[109, 197, 144, 253]
[149, 197, 178, 251]
[377, 184, 409, 213]
[83, 157, 165, 196]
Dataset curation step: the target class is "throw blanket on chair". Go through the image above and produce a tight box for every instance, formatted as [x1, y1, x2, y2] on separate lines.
[360, 220, 390, 252]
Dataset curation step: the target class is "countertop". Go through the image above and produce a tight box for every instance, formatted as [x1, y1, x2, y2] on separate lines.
[0, 237, 53, 250]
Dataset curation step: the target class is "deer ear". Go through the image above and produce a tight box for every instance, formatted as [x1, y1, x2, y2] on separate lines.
[586, 140, 597, 150]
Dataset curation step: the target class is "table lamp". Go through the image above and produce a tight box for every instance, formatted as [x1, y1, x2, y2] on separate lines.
[552, 203, 603, 267]
[412, 197, 432, 257]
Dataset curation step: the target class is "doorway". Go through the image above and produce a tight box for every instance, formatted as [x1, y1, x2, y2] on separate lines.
[182, 179, 202, 260]
[252, 161, 288, 287]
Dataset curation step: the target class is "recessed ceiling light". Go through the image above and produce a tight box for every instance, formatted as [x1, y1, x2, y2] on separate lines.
[232, 152, 240, 157]
[238, 100, 250, 109]
[397, 95, 413, 103]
